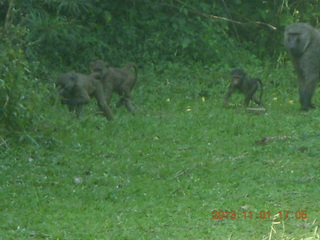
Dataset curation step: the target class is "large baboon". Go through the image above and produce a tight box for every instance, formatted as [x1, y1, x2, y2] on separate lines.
[284, 22, 320, 111]
[57, 72, 113, 120]
[90, 60, 138, 113]
[223, 68, 263, 107]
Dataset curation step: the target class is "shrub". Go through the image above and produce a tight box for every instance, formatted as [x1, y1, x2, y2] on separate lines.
[0, 26, 51, 139]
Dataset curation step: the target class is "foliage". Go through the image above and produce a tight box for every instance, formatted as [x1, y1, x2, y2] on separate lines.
[0, 0, 319, 69]
[0, 30, 34, 134]
[0, 24, 56, 142]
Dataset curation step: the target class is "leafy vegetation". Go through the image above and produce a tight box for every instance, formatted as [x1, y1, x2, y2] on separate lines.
[1, 0, 320, 239]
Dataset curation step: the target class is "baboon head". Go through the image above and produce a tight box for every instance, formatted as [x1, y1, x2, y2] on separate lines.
[57, 73, 77, 98]
[231, 68, 246, 85]
[284, 22, 312, 56]
[90, 60, 110, 79]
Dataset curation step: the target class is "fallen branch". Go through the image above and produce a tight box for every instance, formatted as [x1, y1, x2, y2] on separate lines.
[255, 135, 291, 145]
[246, 108, 267, 115]
[208, 14, 277, 30]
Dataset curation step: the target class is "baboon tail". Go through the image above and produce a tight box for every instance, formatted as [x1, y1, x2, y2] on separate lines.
[257, 78, 263, 102]
[126, 62, 138, 85]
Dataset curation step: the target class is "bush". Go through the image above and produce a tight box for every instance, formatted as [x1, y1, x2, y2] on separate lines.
[0, 27, 51, 139]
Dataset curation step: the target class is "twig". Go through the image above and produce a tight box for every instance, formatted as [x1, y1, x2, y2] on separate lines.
[174, 0, 277, 30]
[0, 0, 15, 41]
[255, 135, 291, 145]
[220, 0, 240, 41]
[0, 136, 8, 148]
[4, 0, 15, 31]
[208, 14, 277, 30]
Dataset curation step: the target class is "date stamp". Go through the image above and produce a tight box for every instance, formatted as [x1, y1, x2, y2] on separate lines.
[211, 210, 308, 219]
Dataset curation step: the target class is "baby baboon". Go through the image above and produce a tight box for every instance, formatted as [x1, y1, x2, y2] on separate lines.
[57, 72, 113, 120]
[284, 22, 320, 111]
[223, 68, 263, 107]
[90, 60, 138, 113]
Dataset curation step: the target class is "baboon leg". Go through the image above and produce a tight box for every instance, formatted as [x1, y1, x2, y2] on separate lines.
[97, 102, 113, 120]
[118, 86, 135, 113]
[124, 98, 135, 113]
[116, 98, 125, 108]
[244, 97, 251, 107]
[125, 97, 135, 112]
[67, 104, 77, 113]
[105, 89, 113, 104]
[95, 88, 113, 121]
[75, 105, 83, 118]
[244, 89, 256, 107]
[223, 86, 234, 106]
[300, 81, 317, 110]
[115, 96, 134, 111]
[252, 96, 263, 106]
[66, 104, 82, 118]
[117, 96, 135, 113]
[299, 71, 318, 111]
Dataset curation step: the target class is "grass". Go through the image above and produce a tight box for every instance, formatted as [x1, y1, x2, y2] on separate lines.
[1, 63, 320, 239]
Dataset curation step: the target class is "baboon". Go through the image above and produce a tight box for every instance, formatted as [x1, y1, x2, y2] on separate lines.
[284, 22, 320, 111]
[223, 68, 263, 107]
[57, 72, 113, 120]
[90, 60, 138, 113]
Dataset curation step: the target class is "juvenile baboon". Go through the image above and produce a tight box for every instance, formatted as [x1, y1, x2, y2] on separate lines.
[90, 60, 138, 113]
[284, 22, 320, 111]
[57, 72, 113, 120]
[223, 68, 263, 107]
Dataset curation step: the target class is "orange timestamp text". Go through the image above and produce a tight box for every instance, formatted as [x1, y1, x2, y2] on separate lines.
[211, 210, 308, 219]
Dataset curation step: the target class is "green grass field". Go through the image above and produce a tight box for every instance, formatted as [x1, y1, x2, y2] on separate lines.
[1, 64, 320, 239]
